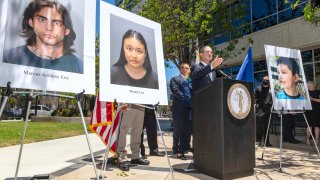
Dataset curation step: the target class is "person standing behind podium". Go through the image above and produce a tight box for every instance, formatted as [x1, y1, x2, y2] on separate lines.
[255, 74, 273, 147]
[191, 46, 223, 91]
[140, 105, 165, 159]
[170, 63, 192, 159]
[117, 104, 150, 171]
[305, 81, 320, 145]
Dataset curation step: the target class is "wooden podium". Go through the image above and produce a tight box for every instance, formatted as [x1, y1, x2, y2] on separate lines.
[192, 78, 255, 179]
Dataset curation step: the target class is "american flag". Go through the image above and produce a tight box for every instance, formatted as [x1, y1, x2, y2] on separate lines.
[90, 95, 121, 154]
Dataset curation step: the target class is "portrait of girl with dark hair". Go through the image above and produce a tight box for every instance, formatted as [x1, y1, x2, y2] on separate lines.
[111, 29, 159, 89]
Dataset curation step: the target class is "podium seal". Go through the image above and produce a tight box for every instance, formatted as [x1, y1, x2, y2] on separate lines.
[227, 83, 251, 120]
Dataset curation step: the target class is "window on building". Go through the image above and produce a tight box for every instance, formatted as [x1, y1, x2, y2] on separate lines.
[231, 65, 241, 79]
[231, 0, 251, 27]
[314, 48, 320, 62]
[278, 0, 308, 11]
[254, 60, 267, 72]
[314, 62, 320, 88]
[278, 6, 304, 23]
[211, 0, 307, 45]
[303, 64, 314, 82]
[302, 50, 313, 64]
[252, 14, 277, 32]
[252, 0, 277, 21]
[213, 33, 229, 45]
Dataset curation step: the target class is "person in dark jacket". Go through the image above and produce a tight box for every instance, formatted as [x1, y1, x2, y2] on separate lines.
[170, 63, 192, 159]
[140, 105, 165, 159]
[255, 74, 273, 147]
[191, 46, 223, 91]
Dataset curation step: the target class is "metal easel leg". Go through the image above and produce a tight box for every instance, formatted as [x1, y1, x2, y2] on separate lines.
[99, 150, 108, 179]
[0, 96, 9, 120]
[14, 93, 32, 180]
[153, 107, 175, 180]
[279, 113, 283, 173]
[302, 113, 320, 156]
[261, 105, 273, 160]
[0, 82, 13, 119]
[75, 91, 99, 180]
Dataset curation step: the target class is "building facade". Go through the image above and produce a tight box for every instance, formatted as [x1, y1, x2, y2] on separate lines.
[215, 0, 320, 88]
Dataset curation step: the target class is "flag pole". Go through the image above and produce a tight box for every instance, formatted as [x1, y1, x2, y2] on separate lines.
[101, 102, 126, 179]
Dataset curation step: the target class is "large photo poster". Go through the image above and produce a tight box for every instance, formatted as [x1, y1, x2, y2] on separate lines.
[264, 45, 312, 110]
[0, 0, 96, 94]
[99, 2, 168, 105]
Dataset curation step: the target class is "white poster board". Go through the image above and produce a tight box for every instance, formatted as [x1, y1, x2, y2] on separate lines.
[264, 45, 311, 110]
[99, 2, 168, 105]
[0, 0, 96, 94]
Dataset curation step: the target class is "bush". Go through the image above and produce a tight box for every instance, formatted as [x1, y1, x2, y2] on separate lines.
[51, 108, 80, 117]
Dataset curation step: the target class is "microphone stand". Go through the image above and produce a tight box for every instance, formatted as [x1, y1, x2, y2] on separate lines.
[218, 70, 231, 79]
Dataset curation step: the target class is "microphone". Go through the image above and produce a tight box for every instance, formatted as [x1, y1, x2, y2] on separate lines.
[218, 70, 231, 79]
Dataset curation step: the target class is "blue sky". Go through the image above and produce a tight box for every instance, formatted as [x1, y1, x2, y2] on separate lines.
[96, 0, 180, 81]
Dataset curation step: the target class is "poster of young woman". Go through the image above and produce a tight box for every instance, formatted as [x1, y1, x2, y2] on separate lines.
[0, 0, 96, 94]
[99, 2, 168, 105]
[264, 45, 311, 110]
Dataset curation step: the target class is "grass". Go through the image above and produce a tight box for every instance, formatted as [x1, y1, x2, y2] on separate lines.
[0, 121, 87, 147]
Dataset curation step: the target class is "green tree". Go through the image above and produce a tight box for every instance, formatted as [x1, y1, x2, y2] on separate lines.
[121, 0, 248, 67]
[286, 0, 320, 25]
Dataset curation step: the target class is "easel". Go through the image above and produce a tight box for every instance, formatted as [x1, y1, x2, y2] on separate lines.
[259, 105, 320, 172]
[75, 90, 100, 180]
[0, 85, 101, 180]
[0, 82, 13, 119]
[99, 102, 175, 180]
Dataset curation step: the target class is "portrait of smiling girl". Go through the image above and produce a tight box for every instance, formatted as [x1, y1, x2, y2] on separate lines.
[111, 29, 159, 89]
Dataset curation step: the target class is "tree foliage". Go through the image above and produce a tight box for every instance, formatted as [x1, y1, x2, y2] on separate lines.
[286, 0, 320, 25]
[121, 0, 248, 67]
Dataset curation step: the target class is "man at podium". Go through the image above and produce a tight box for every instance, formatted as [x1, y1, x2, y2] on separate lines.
[191, 46, 223, 91]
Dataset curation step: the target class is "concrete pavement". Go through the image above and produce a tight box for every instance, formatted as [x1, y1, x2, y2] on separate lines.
[0, 134, 105, 180]
[1, 131, 320, 179]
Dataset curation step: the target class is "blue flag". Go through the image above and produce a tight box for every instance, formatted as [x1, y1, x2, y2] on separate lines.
[236, 47, 253, 82]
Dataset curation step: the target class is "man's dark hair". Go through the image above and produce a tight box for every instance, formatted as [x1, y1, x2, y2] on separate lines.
[263, 73, 269, 78]
[277, 57, 300, 75]
[20, 0, 76, 54]
[114, 29, 152, 72]
[199, 46, 211, 53]
[179, 62, 190, 68]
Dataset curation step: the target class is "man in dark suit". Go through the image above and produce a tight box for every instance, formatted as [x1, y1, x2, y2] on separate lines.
[191, 46, 223, 91]
[170, 63, 192, 159]
[190, 46, 223, 156]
